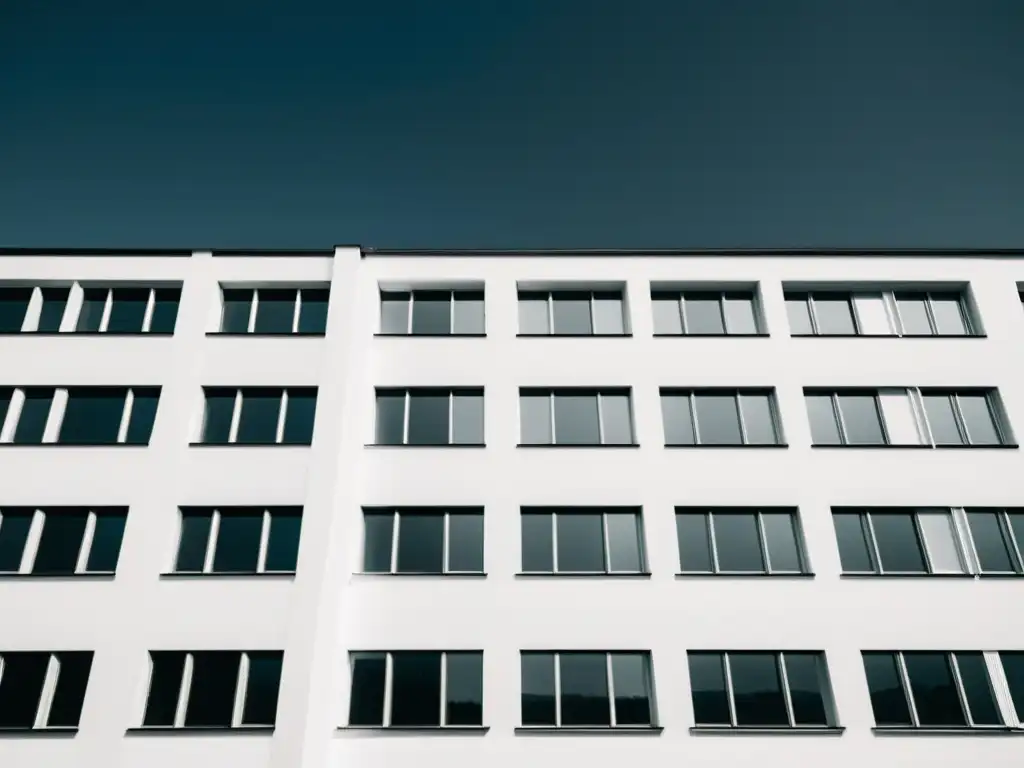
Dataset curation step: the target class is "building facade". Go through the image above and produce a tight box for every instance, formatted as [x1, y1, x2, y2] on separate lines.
[0, 246, 1022, 768]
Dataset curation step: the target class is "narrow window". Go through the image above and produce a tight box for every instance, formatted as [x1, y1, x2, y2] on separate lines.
[37, 288, 70, 332]
[0, 288, 32, 333]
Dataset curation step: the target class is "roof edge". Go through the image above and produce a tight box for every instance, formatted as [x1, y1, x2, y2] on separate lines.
[363, 247, 1024, 257]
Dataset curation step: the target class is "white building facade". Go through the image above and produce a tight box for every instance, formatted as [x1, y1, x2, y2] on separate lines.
[0, 246, 1022, 768]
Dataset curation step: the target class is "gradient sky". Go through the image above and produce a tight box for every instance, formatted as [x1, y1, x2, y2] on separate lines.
[1, 0, 1022, 249]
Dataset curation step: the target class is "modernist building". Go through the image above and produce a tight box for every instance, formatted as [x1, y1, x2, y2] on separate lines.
[0, 246, 1022, 768]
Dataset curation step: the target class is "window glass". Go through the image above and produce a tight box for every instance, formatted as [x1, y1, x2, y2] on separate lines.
[521, 653, 556, 725]
[553, 394, 600, 445]
[683, 292, 725, 334]
[348, 653, 386, 726]
[175, 513, 212, 571]
[298, 288, 329, 333]
[930, 294, 968, 335]
[591, 291, 624, 334]
[396, 513, 444, 573]
[149, 288, 181, 333]
[374, 391, 406, 445]
[661, 393, 696, 445]
[390, 652, 441, 726]
[407, 392, 449, 445]
[687, 653, 731, 725]
[380, 291, 410, 334]
[805, 394, 841, 444]
[862, 653, 912, 726]
[143, 652, 186, 726]
[241, 653, 282, 726]
[712, 513, 764, 572]
[551, 292, 592, 335]
[77, 288, 106, 332]
[445, 653, 483, 725]
[0, 287, 31, 333]
[966, 511, 1015, 571]
[739, 393, 778, 444]
[877, 390, 920, 445]
[107, 288, 149, 333]
[600, 393, 633, 444]
[762, 513, 802, 572]
[784, 653, 828, 725]
[519, 393, 552, 444]
[518, 292, 549, 334]
[221, 289, 253, 332]
[521, 514, 553, 572]
[611, 654, 653, 725]
[59, 389, 124, 444]
[202, 390, 235, 443]
[448, 513, 484, 572]
[126, 389, 160, 445]
[363, 514, 394, 573]
[833, 513, 875, 571]
[922, 394, 964, 445]
[695, 394, 742, 444]
[837, 394, 886, 444]
[0, 388, 11, 432]
[559, 653, 610, 726]
[253, 289, 296, 333]
[184, 651, 239, 727]
[15, 389, 53, 444]
[871, 513, 927, 572]
[452, 392, 484, 445]
[411, 290, 451, 334]
[0, 653, 49, 728]
[0, 510, 32, 572]
[606, 513, 642, 572]
[1000, 652, 1024, 721]
[282, 390, 317, 445]
[729, 654, 789, 726]
[556, 514, 605, 571]
[785, 296, 813, 334]
[812, 295, 856, 334]
[264, 511, 302, 572]
[895, 294, 932, 335]
[452, 290, 484, 334]
[85, 512, 127, 572]
[1008, 513, 1024, 568]
[957, 394, 1001, 445]
[917, 512, 963, 573]
[33, 512, 88, 574]
[38, 288, 69, 332]
[903, 653, 966, 726]
[651, 293, 683, 334]
[212, 511, 262, 572]
[723, 292, 758, 334]
[954, 652, 1001, 726]
[47, 652, 92, 728]
[852, 294, 892, 335]
[236, 389, 281, 443]
[676, 513, 713, 572]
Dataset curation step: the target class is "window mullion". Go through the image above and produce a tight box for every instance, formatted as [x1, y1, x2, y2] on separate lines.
[911, 512, 935, 574]
[204, 511, 220, 573]
[439, 652, 448, 726]
[292, 291, 302, 334]
[907, 388, 934, 446]
[448, 391, 454, 444]
[20, 509, 45, 574]
[549, 392, 556, 444]
[947, 653, 974, 727]
[863, 513, 884, 574]
[175, 654, 194, 727]
[606, 653, 617, 727]
[718, 292, 730, 334]
[756, 511, 772, 573]
[1002, 510, 1024, 573]
[403, 392, 411, 445]
[832, 394, 849, 444]
[723, 653, 738, 726]
[551, 513, 559, 572]
[677, 293, 686, 334]
[950, 508, 981, 575]
[923, 292, 940, 335]
[383, 652, 394, 727]
[231, 653, 249, 727]
[596, 393, 606, 445]
[247, 290, 259, 333]
[228, 390, 243, 443]
[884, 291, 904, 336]
[98, 289, 113, 333]
[449, 291, 456, 334]
[390, 512, 400, 573]
[777, 653, 797, 726]
[275, 390, 288, 444]
[442, 512, 451, 574]
[553, 654, 562, 727]
[894, 653, 920, 727]
[707, 512, 720, 573]
[34, 653, 61, 728]
[689, 393, 701, 444]
[601, 513, 611, 573]
[75, 510, 97, 574]
[141, 288, 156, 333]
[257, 509, 271, 572]
[589, 292, 597, 335]
[807, 295, 819, 335]
[407, 293, 415, 334]
[547, 292, 554, 334]
[950, 394, 972, 445]
[735, 393, 749, 445]
[116, 389, 134, 444]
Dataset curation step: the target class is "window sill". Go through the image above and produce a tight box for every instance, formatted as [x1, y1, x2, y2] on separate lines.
[0, 331, 175, 337]
[675, 572, 814, 579]
[0, 442, 148, 448]
[790, 333, 985, 339]
[933, 443, 1018, 450]
[206, 331, 326, 337]
[840, 572, 975, 579]
[160, 571, 296, 579]
[812, 443, 1018, 450]
[871, 726, 1023, 736]
[516, 443, 640, 449]
[0, 727, 78, 738]
[653, 333, 768, 338]
[189, 441, 311, 447]
[516, 571, 651, 579]
[125, 725, 275, 736]
[0, 571, 115, 580]
[690, 726, 844, 736]
[364, 443, 486, 449]
[664, 443, 788, 449]
[354, 572, 487, 578]
[516, 333, 633, 338]
[514, 726, 662, 735]
[375, 333, 487, 338]
[338, 725, 489, 735]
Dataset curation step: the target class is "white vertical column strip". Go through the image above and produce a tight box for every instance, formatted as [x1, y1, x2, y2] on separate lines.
[247, 291, 259, 333]
[407, 293, 415, 334]
[228, 391, 243, 443]
[547, 292, 554, 334]
[606, 653, 617, 726]
[689, 393, 701, 444]
[390, 511, 400, 573]
[442, 512, 451, 574]
[601, 512, 611, 573]
[232, 653, 250, 727]
[0, 389, 25, 443]
[383, 653, 394, 727]
[449, 291, 456, 334]
[596, 393, 606, 444]
[550, 513, 559, 572]
[447, 391, 454, 444]
[117, 389, 135, 444]
[257, 509, 272, 572]
[42, 388, 68, 444]
[76, 511, 97, 573]
[34, 654, 61, 728]
[22, 287, 43, 332]
[175, 654, 194, 727]
[59, 283, 82, 333]
[98, 289, 113, 333]
[20, 509, 45, 574]
[142, 288, 156, 332]
[553, 653, 562, 726]
[548, 393, 556, 444]
[439, 653, 448, 726]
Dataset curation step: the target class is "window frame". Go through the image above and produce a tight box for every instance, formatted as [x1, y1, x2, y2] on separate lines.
[373, 387, 485, 447]
[519, 507, 647, 575]
[786, 288, 977, 337]
[660, 388, 784, 446]
[217, 286, 330, 335]
[0, 507, 127, 576]
[518, 388, 636, 446]
[0, 386, 160, 446]
[361, 507, 485, 575]
[378, 288, 486, 336]
[675, 507, 809, 575]
[650, 287, 764, 336]
[199, 387, 317, 446]
[171, 507, 302, 575]
[0, 651, 94, 730]
[516, 288, 629, 336]
[963, 508, 1024, 575]
[76, 285, 181, 334]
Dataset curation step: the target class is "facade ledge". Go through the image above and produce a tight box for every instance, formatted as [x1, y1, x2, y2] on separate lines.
[812, 443, 1018, 449]
[125, 725, 275, 736]
[675, 572, 814, 579]
[364, 443, 486, 449]
[514, 726, 662, 735]
[205, 331, 326, 337]
[0, 727, 78, 738]
[353, 572, 486, 578]
[159, 571, 295, 579]
[516, 572, 651, 579]
[664, 443, 788, 449]
[0, 572, 115, 581]
[690, 726, 844, 735]
[871, 726, 1024, 736]
[188, 441, 311, 447]
[0, 443, 148, 448]
[375, 333, 487, 338]
[790, 333, 986, 339]
[516, 333, 634, 338]
[840, 572, 975, 579]
[337, 725, 489, 735]
[0, 331, 174, 337]
[653, 333, 768, 338]
[516, 443, 640, 449]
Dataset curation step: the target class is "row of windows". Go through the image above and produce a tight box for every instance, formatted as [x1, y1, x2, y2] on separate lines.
[5, 648, 1024, 734]
[5, 505, 1023, 580]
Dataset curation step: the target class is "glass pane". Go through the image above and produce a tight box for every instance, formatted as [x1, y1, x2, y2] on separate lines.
[838, 394, 886, 444]
[762, 513, 802, 572]
[59, 389, 124, 445]
[592, 291, 624, 334]
[930, 294, 968, 335]
[38, 287, 69, 332]
[0, 388, 10, 430]
[871, 513, 927, 572]
[407, 392, 449, 445]
[521, 514, 553, 572]
[391, 652, 442, 726]
[923, 394, 964, 445]
[32, 512, 88, 574]
[600, 393, 633, 444]
[241, 653, 282, 726]
[149, 287, 181, 333]
[0, 653, 49, 728]
[396, 513, 444, 573]
[1009, 513, 1024, 569]
[175, 513, 212, 571]
[375, 391, 406, 445]
[784, 653, 828, 725]
[651, 294, 683, 334]
[957, 394, 1001, 445]
[236, 389, 281, 443]
[862, 653, 912, 726]
[785, 296, 813, 334]
[362, 514, 394, 572]
[0, 510, 32, 572]
[76, 288, 106, 332]
[202, 390, 235, 443]
[143, 652, 186, 726]
[86, 513, 127, 573]
[521, 653, 556, 725]
[518, 292, 549, 334]
[694, 394, 742, 445]
[47, 652, 93, 727]
[445, 653, 483, 726]
[452, 290, 484, 334]
[452, 393, 484, 445]
[833, 513, 875, 572]
[805, 394, 841, 444]
[298, 288, 329, 333]
[712, 513, 765, 572]
[852, 294, 892, 334]
[661, 393, 696, 445]
[519, 393, 552, 444]
[606, 513, 642, 572]
[903, 653, 966, 726]
[813, 295, 856, 334]
[683, 292, 725, 334]
[611, 654, 653, 725]
[966, 511, 1015, 572]
[688, 653, 731, 725]
[556, 514, 605, 571]
[954, 652, 1001, 726]
[729, 653, 789, 726]
[15, 389, 53, 444]
[723, 292, 758, 333]
[253, 289, 296, 333]
[0, 287, 31, 332]
[740, 393, 778, 444]
[560, 653, 611, 726]
[185, 651, 239, 727]
[448, 513, 484, 572]
[106, 288, 148, 333]
[553, 394, 600, 445]
[221, 289, 253, 332]
[551, 292, 592, 334]
[878, 390, 920, 445]
[264, 511, 302, 572]
[126, 389, 160, 445]
[896, 294, 933, 334]
[380, 291, 410, 334]
[676, 513, 713, 572]
[349, 653, 386, 726]
[917, 512, 963, 573]
[212, 511, 262, 572]
[411, 290, 451, 334]
[282, 390, 317, 445]
[1000, 653, 1024, 721]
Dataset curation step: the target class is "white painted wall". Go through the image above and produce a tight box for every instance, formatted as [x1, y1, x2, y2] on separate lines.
[0, 249, 1023, 767]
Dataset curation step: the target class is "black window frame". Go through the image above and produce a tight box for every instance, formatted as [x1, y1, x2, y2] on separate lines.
[650, 287, 764, 336]
[378, 288, 486, 336]
[360, 507, 485, 575]
[660, 388, 784, 446]
[217, 286, 330, 335]
[172, 507, 302, 575]
[519, 507, 647, 575]
[517, 288, 629, 336]
[373, 387, 485, 447]
[785, 288, 976, 337]
[199, 387, 318, 446]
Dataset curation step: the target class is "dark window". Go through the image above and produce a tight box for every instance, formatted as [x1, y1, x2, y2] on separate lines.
[184, 651, 240, 727]
[729, 653, 789, 726]
[651, 292, 684, 334]
[407, 392, 449, 445]
[805, 394, 841, 444]
[695, 393, 743, 444]
[0, 388, 11, 432]
[837, 394, 886, 444]
[0, 509, 32, 572]
[452, 290, 485, 334]
[253, 289, 296, 333]
[37, 287, 69, 332]
[955, 652, 1002, 726]
[1001, 653, 1024, 721]
[521, 514, 554, 572]
[390, 652, 442, 726]
[785, 653, 829, 726]
[298, 289, 329, 333]
[202, 390, 235, 443]
[264, 510, 302, 572]
[521, 653, 556, 725]
[551, 291, 593, 335]
[684, 292, 726, 334]
[59, 389, 125, 444]
[785, 296, 813, 334]
[445, 652, 483, 725]
[553, 394, 600, 444]
[125, 388, 160, 445]
[396, 513, 444, 573]
[895, 293, 932, 335]
[559, 653, 610, 726]
[661, 393, 696, 445]
[677, 510, 804, 574]
[106, 288, 149, 333]
[15, 389, 54, 444]
[448, 513, 484, 572]
[241, 653, 282, 726]
[0, 652, 50, 728]
[662, 390, 779, 445]
[282, 389, 317, 445]
[871, 513, 927, 572]
[451, 392, 484, 445]
[32, 512, 88, 574]
[348, 653, 387, 726]
[143, 652, 186, 726]
[374, 390, 406, 445]
[411, 290, 451, 334]
[523, 509, 644, 574]
[46, 652, 93, 728]
[236, 389, 281, 444]
[813, 295, 856, 334]
[688, 652, 731, 725]
[175, 512, 212, 571]
[606, 513, 643, 572]
[0, 287, 31, 333]
[957, 394, 1002, 445]
[77, 288, 106, 332]
[221, 289, 253, 333]
[380, 291, 410, 334]
[833, 513, 875, 571]
[85, 511, 127, 572]
[922, 395, 964, 445]
[966, 511, 1019, 572]
[611, 653, 653, 725]
[362, 514, 394, 573]
[903, 653, 966, 727]
[676, 513, 713, 572]
[519, 393, 552, 444]
[149, 288, 181, 333]
[862, 653, 913, 726]
[556, 514, 605, 572]
[712, 513, 764, 572]
[212, 511, 263, 572]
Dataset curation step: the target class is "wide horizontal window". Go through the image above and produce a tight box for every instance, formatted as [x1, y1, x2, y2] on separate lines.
[785, 288, 975, 336]
[518, 288, 627, 335]
[651, 287, 762, 335]
[521, 508, 645, 574]
[0, 387, 160, 446]
[519, 389, 635, 445]
[200, 387, 317, 445]
[375, 388, 484, 446]
[220, 286, 329, 334]
[380, 288, 484, 335]
[661, 389, 783, 445]
[0, 651, 94, 730]
[77, 286, 181, 334]
[0, 507, 127, 575]
[174, 507, 302, 574]
[362, 508, 484, 574]
[676, 508, 807, 574]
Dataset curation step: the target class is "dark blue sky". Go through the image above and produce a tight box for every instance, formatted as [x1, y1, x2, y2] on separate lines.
[1, 0, 1022, 248]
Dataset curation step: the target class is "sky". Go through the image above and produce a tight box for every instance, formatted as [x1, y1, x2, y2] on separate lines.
[1, 0, 1022, 249]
